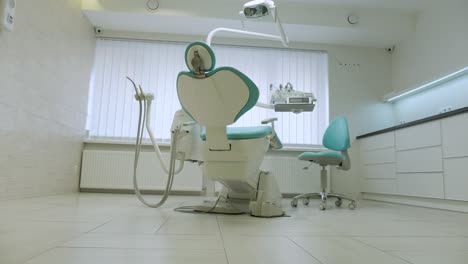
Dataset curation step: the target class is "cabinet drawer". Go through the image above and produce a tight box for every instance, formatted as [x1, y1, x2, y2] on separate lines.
[362, 179, 397, 194]
[397, 173, 444, 199]
[360, 132, 394, 151]
[363, 163, 396, 179]
[442, 113, 468, 158]
[444, 157, 468, 201]
[396, 147, 443, 172]
[395, 121, 441, 151]
[361, 147, 395, 165]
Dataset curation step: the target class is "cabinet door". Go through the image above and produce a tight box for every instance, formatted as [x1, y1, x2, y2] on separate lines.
[444, 157, 468, 201]
[395, 121, 441, 151]
[361, 147, 395, 165]
[396, 147, 443, 173]
[361, 178, 397, 194]
[360, 132, 394, 151]
[363, 163, 396, 179]
[397, 173, 444, 199]
[442, 113, 468, 158]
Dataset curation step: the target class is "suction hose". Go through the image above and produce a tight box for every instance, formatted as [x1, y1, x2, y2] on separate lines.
[128, 77, 184, 208]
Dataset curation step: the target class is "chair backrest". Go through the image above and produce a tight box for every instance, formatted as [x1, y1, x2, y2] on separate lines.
[323, 117, 350, 152]
[177, 42, 259, 150]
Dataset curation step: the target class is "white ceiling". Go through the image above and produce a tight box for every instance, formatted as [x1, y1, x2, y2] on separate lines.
[82, 0, 427, 48]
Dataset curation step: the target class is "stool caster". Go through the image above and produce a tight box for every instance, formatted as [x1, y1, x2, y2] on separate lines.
[335, 199, 342, 207]
[291, 200, 298, 208]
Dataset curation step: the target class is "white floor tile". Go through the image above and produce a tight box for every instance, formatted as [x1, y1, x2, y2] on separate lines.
[24, 248, 228, 264]
[90, 215, 166, 234]
[2, 193, 468, 264]
[0, 221, 101, 264]
[389, 251, 468, 264]
[218, 217, 339, 236]
[157, 215, 220, 235]
[63, 233, 224, 250]
[289, 236, 409, 264]
[223, 236, 321, 264]
[354, 236, 468, 251]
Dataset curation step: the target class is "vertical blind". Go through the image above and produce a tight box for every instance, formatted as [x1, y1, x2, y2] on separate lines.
[87, 38, 329, 146]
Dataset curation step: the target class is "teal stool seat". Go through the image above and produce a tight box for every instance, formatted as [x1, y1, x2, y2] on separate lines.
[299, 151, 344, 161]
[292, 117, 356, 211]
[201, 126, 272, 141]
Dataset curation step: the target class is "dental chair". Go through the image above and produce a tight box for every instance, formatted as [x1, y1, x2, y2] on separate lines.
[177, 42, 284, 217]
[291, 117, 356, 210]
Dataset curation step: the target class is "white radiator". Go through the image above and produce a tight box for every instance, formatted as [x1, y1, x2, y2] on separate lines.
[261, 156, 326, 194]
[80, 150, 325, 194]
[80, 150, 203, 191]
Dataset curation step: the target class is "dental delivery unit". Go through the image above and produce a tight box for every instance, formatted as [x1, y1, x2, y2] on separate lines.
[127, 0, 316, 217]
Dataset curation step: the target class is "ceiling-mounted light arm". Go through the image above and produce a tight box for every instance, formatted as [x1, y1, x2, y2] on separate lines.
[206, 0, 289, 47]
[206, 28, 286, 47]
[383, 66, 468, 102]
[271, 7, 289, 47]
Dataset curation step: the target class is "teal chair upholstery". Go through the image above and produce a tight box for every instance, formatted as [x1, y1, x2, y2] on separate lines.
[176, 42, 281, 150]
[292, 117, 356, 210]
[201, 126, 273, 141]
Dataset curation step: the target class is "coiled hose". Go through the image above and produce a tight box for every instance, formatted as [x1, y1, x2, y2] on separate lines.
[128, 77, 183, 208]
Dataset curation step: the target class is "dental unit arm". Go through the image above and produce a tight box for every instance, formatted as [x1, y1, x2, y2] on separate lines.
[206, 0, 289, 47]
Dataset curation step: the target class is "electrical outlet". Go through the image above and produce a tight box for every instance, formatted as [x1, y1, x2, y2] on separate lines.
[74, 165, 80, 176]
[439, 106, 453, 114]
[399, 120, 407, 125]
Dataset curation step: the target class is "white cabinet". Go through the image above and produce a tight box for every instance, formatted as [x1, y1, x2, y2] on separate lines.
[362, 178, 397, 194]
[359, 132, 396, 194]
[444, 157, 468, 201]
[396, 147, 443, 173]
[363, 163, 396, 179]
[361, 147, 395, 165]
[395, 121, 441, 151]
[359, 112, 468, 202]
[442, 113, 468, 158]
[360, 132, 394, 151]
[397, 173, 444, 199]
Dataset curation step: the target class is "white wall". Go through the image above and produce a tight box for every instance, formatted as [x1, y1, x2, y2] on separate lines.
[391, 0, 468, 93]
[0, 0, 95, 200]
[394, 74, 468, 123]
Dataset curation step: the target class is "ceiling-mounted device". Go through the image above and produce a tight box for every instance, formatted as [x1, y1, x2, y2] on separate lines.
[242, 0, 275, 18]
[0, 0, 16, 31]
[208, 0, 289, 47]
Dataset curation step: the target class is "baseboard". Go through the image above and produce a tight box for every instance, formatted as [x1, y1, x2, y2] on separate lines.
[80, 188, 204, 196]
[80, 188, 302, 198]
[363, 193, 468, 213]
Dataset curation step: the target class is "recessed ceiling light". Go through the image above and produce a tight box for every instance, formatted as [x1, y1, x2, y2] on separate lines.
[146, 0, 159, 12]
[347, 15, 359, 25]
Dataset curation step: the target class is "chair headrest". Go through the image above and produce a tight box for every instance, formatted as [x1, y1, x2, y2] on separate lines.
[184, 42, 216, 74]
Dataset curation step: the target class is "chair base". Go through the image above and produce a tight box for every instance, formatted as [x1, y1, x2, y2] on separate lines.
[291, 192, 356, 210]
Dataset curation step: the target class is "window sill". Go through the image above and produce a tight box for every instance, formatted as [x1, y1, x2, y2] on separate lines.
[83, 138, 325, 152]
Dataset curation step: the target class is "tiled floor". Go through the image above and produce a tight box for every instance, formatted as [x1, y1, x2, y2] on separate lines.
[1, 193, 468, 264]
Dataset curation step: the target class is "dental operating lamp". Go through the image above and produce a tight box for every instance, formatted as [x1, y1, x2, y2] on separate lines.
[206, 0, 289, 47]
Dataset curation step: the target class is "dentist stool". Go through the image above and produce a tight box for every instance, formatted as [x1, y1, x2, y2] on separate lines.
[291, 117, 356, 210]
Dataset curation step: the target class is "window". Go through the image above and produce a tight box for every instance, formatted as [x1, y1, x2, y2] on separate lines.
[87, 38, 329, 146]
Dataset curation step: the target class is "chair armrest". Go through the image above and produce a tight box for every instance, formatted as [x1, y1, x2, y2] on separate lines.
[261, 118, 278, 125]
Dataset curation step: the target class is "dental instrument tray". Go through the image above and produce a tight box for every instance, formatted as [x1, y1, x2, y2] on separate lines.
[274, 96, 317, 113]
[269, 83, 317, 113]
